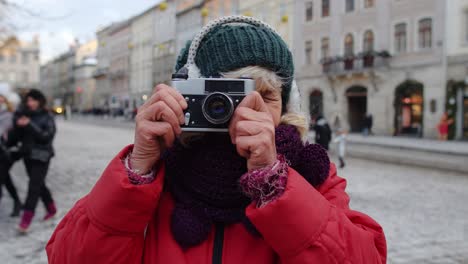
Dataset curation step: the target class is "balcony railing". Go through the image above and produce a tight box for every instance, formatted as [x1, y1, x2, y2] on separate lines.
[93, 68, 108, 78]
[320, 51, 391, 76]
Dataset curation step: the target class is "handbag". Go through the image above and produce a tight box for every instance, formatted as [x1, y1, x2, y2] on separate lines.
[30, 145, 53, 162]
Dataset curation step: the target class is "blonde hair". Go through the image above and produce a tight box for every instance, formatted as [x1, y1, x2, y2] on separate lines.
[222, 66, 308, 138]
[0, 95, 14, 112]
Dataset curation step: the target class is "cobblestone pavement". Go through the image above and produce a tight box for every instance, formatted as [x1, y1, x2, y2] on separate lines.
[0, 120, 467, 263]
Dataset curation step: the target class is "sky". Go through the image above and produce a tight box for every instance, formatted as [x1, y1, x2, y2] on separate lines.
[10, 0, 163, 63]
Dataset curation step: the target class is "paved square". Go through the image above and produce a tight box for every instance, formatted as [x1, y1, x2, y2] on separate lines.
[0, 120, 467, 263]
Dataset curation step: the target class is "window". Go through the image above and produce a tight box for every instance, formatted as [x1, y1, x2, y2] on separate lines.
[230, 0, 238, 15]
[305, 1, 313, 21]
[22, 52, 29, 64]
[305, 41, 313, 65]
[344, 34, 354, 56]
[9, 54, 17, 63]
[363, 30, 374, 52]
[346, 0, 355, 12]
[322, 0, 330, 17]
[418, 18, 432, 49]
[364, 0, 375, 8]
[280, 3, 287, 17]
[22, 71, 29, 82]
[395, 23, 407, 53]
[321, 37, 330, 59]
[9, 71, 15, 82]
[465, 10, 468, 42]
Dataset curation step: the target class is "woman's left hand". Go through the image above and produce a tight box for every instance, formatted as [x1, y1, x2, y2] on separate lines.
[229, 92, 277, 171]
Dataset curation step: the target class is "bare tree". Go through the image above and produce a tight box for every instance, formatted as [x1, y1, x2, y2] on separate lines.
[0, 0, 68, 46]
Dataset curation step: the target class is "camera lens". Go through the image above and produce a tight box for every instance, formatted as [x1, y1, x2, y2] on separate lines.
[202, 92, 234, 124]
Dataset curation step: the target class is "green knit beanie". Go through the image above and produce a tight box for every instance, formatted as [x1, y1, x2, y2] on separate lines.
[175, 23, 294, 111]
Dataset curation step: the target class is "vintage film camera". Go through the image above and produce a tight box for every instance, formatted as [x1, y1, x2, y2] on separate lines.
[172, 77, 255, 132]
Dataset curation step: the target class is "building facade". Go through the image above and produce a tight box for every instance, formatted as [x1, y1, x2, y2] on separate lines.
[108, 20, 131, 114]
[153, 0, 177, 90]
[239, 0, 293, 47]
[202, 0, 239, 25]
[176, 0, 205, 54]
[93, 25, 114, 111]
[293, 0, 446, 139]
[0, 36, 40, 93]
[73, 40, 97, 112]
[446, 0, 468, 140]
[130, 6, 156, 108]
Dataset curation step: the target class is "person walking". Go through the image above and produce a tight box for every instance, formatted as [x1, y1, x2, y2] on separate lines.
[333, 128, 348, 168]
[313, 114, 332, 150]
[47, 16, 385, 263]
[11, 89, 57, 233]
[437, 112, 453, 141]
[0, 94, 22, 217]
[362, 113, 373, 136]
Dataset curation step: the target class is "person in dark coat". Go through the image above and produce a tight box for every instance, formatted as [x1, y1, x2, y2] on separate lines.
[8, 89, 57, 233]
[0, 94, 22, 217]
[313, 114, 332, 150]
[363, 113, 373, 136]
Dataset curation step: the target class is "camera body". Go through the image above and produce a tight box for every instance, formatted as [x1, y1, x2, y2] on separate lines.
[172, 77, 255, 132]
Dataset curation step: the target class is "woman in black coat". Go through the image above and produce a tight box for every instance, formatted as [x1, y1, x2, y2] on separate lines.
[0, 94, 21, 217]
[9, 89, 57, 233]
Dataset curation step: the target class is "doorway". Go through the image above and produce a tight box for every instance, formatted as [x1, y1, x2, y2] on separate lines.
[346, 86, 367, 132]
[309, 89, 324, 119]
[394, 80, 424, 137]
[463, 96, 468, 139]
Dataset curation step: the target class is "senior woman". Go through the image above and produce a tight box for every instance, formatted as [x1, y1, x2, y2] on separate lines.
[47, 16, 386, 263]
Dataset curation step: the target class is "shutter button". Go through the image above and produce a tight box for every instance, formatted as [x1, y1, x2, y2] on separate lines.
[184, 112, 191, 126]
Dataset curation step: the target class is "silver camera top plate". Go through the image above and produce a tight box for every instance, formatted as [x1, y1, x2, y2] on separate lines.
[172, 78, 256, 95]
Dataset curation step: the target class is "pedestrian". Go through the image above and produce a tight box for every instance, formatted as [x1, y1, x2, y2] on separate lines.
[333, 128, 348, 168]
[437, 112, 453, 141]
[362, 113, 373, 136]
[313, 114, 332, 150]
[11, 89, 57, 233]
[0, 94, 22, 217]
[47, 16, 386, 263]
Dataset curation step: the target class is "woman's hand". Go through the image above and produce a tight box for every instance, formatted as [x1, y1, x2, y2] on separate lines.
[131, 84, 187, 174]
[16, 116, 31, 127]
[229, 92, 277, 171]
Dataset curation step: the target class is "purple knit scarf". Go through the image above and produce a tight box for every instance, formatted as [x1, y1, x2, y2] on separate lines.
[164, 124, 330, 249]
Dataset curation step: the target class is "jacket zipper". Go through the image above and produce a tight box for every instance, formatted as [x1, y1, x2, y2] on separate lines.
[212, 223, 224, 264]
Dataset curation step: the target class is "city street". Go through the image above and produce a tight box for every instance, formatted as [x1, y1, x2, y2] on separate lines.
[0, 120, 467, 263]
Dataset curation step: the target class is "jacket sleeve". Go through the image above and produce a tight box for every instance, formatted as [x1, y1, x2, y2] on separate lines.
[246, 163, 387, 264]
[27, 114, 56, 143]
[46, 145, 165, 264]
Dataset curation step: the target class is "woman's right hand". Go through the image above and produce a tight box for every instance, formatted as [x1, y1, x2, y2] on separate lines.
[131, 84, 187, 174]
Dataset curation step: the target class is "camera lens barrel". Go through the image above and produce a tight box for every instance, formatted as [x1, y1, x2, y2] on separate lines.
[202, 92, 234, 124]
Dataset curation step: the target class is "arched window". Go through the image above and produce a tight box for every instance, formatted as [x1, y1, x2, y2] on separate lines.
[363, 30, 374, 52]
[344, 34, 354, 56]
[418, 18, 432, 49]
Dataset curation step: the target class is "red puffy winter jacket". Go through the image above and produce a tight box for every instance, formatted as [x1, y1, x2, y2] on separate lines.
[47, 146, 386, 263]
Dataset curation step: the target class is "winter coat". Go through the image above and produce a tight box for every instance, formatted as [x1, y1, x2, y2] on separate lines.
[0, 110, 13, 136]
[333, 134, 347, 158]
[8, 109, 56, 162]
[47, 145, 387, 264]
[314, 117, 332, 150]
